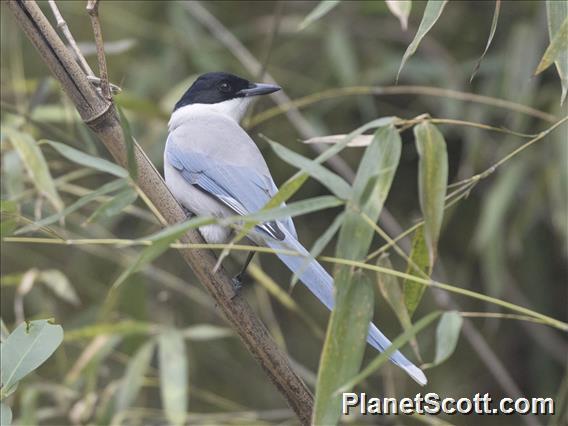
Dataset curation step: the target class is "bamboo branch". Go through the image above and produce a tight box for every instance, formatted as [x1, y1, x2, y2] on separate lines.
[7, 1, 313, 423]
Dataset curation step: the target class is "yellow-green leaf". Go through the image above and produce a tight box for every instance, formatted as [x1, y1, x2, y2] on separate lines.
[397, 0, 448, 81]
[116, 341, 155, 412]
[159, 330, 188, 426]
[414, 121, 448, 267]
[5, 129, 63, 212]
[386, 0, 412, 31]
[376, 254, 421, 360]
[432, 311, 463, 366]
[403, 226, 431, 317]
[545, 2, 568, 105]
[470, 0, 501, 82]
[535, 15, 568, 76]
[313, 270, 374, 426]
[299, 0, 341, 31]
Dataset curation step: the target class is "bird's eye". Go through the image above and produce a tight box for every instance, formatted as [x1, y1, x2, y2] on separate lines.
[218, 82, 231, 92]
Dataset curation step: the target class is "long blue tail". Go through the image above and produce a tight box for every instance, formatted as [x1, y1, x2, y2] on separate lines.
[265, 228, 427, 386]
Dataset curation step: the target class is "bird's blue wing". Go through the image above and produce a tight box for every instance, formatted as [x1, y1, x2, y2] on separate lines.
[166, 141, 293, 240]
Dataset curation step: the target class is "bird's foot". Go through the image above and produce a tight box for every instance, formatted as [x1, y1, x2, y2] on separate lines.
[182, 206, 193, 219]
[231, 274, 244, 299]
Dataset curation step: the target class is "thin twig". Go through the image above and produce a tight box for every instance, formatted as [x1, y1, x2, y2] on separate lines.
[249, 86, 558, 127]
[48, 0, 95, 76]
[86, 0, 111, 100]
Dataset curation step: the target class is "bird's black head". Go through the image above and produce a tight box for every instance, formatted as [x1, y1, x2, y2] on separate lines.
[173, 72, 281, 111]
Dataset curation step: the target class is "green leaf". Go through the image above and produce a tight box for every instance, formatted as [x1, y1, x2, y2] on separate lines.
[432, 311, 463, 366]
[376, 254, 421, 360]
[2, 150, 25, 199]
[182, 325, 233, 341]
[38, 269, 81, 306]
[42, 140, 128, 178]
[0, 201, 18, 238]
[268, 140, 351, 199]
[414, 121, 448, 267]
[474, 161, 526, 251]
[313, 270, 374, 426]
[314, 125, 401, 425]
[0, 320, 63, 394]
[470, 0, 501, 82]
[336, 125, 402, 263]
[116, 340, 155, 412]
[298, 0, 341, 31]
[15, 179, 128, 234]
[337, 311, 441, 392]
[159, 330, 188, 426]
[85, 187, 138, 223]
[4, 129, 63, 212]
[396, 0, 449, 81]
[110, 215, 214, 291]
[1, 402, 12, 426]
[117, 106, 138, 180]
[240, 195, 344, 225]
[291, 212, 345, 288]
[546, 1, 568, 105]
[403, 226, 431, 317]
[386, 0, 412, 31]
[535, 16, 568, 75]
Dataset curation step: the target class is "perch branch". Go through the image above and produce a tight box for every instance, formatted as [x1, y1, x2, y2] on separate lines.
[7, 1, 313, 423]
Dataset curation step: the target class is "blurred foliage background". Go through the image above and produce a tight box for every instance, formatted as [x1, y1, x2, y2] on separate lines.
[0, 1, 567, 425]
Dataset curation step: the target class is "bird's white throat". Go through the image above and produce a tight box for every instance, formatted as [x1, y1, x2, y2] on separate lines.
[169, 97, 253, 131]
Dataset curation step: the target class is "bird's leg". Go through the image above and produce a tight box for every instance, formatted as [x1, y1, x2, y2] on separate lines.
[181, 205, 194, 218]
[231, 251, 255, 297]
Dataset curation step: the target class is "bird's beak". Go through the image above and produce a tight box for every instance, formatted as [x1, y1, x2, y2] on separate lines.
[238, 82, 281, 97]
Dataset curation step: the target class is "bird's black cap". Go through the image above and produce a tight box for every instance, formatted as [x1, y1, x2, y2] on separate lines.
[174, 72, 280, 111]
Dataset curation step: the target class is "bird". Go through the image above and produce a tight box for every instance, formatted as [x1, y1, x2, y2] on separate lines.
[164, 71, 427, 386]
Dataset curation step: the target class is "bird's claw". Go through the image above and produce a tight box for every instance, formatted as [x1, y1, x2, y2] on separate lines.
[231, 275, 244, 299]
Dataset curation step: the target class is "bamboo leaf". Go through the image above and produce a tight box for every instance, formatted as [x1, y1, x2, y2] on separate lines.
[1, 402, 12, 426]
[15, 179, 128, 234]
[544, 3, 568, 105]
[535, 15, 568, 75]
[159, 330, 188, 426]
[267, 139, 351, 199]
[111, 215, 214, 290]
[0, 200, 18, 237]
[403, 226, 431, 317]
[38, 269, 80, 306]
[42, 140, 128, 178]
[414, 121, 448, 267]
[299, 0, 341, 31]
[85, 187, 138, 223]
[0, 320, 63, 393]
[470, 0, 501, 82]
[337, 311, 441, 392]
[397, 0, 449, 81]
[5, 129, 63, 212]
[386, 0, 412, 31]
[181, 325, 233, 341]
[290, 212, 345, 288]
[314, 126, 401, 425]
[313, 270, 374, 426]
[337, 125, 402, 262]
[239, 196, 344, 225]
[432, 311, 463, 366]
[115, 340, 155, 412]
[376, 254, 421, 360]
[64, 321, 154, 342]
[303, 134, 374, 147]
